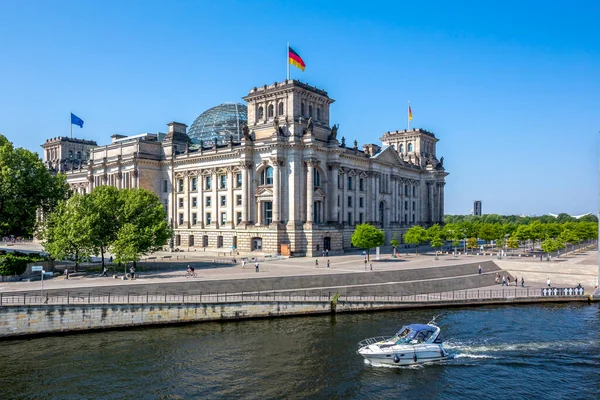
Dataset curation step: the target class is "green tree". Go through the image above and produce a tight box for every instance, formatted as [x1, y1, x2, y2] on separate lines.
[41, 194, 93, 271]
[558, 228, 579, 254]
[0, 135, 68, 237]
[403, 225, 427, 254]
[111, 189, 171, 265]
[430, 235, 444, 252]
[507, 235, 519, 255]
[351, 223, 385, 261]
[390, 233, 399, 256]
[427, 223, 445, 241]
[87, 186, 122, 267]
[466, 237, 478, 253]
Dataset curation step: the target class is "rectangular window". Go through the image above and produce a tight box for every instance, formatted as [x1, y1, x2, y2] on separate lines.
[404, 214, 408, 224]
[236, 173, 242, 188]
[412, 201, 415, 211]
[192, 213, 197, 225]
[191, 177, 197, 191]
[236, 194, 242, 206]
[192, 197, 197, 208]
[220, 175, 227, 189]
[236, 212, 242, 224]
[405, 184, 409, 196]
[221, 195, 226, 206]
[359, 197, 364, 208]
[178, 198, 184, 208]
[412, 186, 416, 197]
[163, 180, 168, 193]
[359, 178, 364, 191]
[178, 179, 184, 192]
[206, 196, 211, 207]
[347, 196, 352, 207]
[205, 176, 212, 190]
[347, 176, 352, 190]
[221, 212, 227, 224]
[206, 212, 212, 224]
[348, 212, 352, 225]
[337, 196, 340, 207]
[178, 213, 183, 225]
[412, 214, 416, 223]
[338, 175, 342, 189]
[359, 213, 364, 224]
[404, 201, 408, 210]
[264, 201, 273, 225]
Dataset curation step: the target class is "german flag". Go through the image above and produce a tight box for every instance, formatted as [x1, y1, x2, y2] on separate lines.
[288, 47, 306, 71]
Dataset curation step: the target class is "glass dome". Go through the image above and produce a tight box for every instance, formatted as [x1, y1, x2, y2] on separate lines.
[188, 103, 248, 145]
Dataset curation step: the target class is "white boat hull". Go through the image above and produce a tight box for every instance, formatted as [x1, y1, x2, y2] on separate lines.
[358, 344, 449, 366]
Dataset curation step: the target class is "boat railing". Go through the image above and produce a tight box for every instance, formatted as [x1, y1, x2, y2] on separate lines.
[357, 336, 393, 348]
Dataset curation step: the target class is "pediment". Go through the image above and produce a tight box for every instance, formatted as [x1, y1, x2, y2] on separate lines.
[372, 146, 404, 165]
[255, 187, 273, 198]
[314, 188, 327, 200]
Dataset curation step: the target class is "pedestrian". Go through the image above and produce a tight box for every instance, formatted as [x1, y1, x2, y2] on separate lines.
[327, 259, 330, 269]
[129, 266, 135, 280]
[109, 255, 113, 264]
[315, 258, 319, 266]
[64, 268, 69, 280]
[370, 263, 373, 271]
[242, 259, 246, 269]
[325, 249, 329, 257]
[255, 262, 259, 272]
[547, 277, 551, 287]
[521, 277, 525, 287]
[364, 258, 367, 271]
[515, 277, 518, 286]
[322, 250, 325, 258]
[507, 275, 511, 286]
[478, 264, 482, 275]
[101, 266, 108, 277]
[540, 254, 543, 262]
[502, 275, 506, 286]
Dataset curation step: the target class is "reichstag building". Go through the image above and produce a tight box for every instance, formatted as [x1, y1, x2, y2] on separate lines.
[42, 80, 448, 256]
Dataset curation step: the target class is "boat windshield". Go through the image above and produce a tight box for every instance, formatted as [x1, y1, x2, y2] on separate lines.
[394, 327, 436, 344]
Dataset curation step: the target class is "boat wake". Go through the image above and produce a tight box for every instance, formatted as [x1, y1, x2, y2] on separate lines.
[445, 339, 598, 354]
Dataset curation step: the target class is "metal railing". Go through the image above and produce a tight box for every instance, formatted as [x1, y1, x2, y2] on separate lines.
[0, 287, 586, 306]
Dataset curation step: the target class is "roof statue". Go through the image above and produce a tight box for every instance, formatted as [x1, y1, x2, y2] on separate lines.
[303, 117, 314, 136]
[329, 124, 338, 141]
[241, 124, 253, 141]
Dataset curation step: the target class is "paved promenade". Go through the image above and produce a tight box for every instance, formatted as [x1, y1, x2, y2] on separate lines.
[1, 242, 596, 294]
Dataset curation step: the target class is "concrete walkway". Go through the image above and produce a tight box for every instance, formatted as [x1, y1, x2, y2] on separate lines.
[1, 243, 597, 294]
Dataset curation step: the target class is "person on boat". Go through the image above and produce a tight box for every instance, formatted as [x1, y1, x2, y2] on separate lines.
[502, 275, 506, 286]
[521, 277, 525, 287]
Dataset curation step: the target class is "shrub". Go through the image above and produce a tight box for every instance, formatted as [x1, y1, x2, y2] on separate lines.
[0, 253, 48, 276]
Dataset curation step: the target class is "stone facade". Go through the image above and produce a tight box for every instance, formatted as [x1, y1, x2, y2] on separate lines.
[42, 79, 448, 256]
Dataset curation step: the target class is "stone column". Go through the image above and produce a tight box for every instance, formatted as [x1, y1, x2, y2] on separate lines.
[328, 163, 339, 223]
[439, 182, 445, 223]
[272, 158, 282, 224]
[227, 168, 234, 228]
[428, 182, 434, 224]
[199, 172, 204, 228]
[340, 168, 347, 224]
[353, 172, 359, 224]
[240, 163, 249, 224]
[306, 159, 315, 224]
[212, 169, 218, 227]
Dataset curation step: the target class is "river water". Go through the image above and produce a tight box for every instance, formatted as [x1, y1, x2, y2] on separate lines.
[1, 303, 598, 399]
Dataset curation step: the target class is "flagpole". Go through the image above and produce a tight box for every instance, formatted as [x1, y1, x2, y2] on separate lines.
[70, 113, 72, 139]
[287, 42, 290, 81]
[407, 101, 411, 130]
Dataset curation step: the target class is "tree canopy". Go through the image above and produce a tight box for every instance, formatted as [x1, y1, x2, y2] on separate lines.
[0, 135, 68, 237]
[42, 187, 171, 267]
[351, 223, 384, 261]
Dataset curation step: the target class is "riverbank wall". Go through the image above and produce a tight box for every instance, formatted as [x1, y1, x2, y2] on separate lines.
[0, 295, 594, 339]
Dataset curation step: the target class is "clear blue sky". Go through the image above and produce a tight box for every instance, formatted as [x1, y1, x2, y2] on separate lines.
[1, 0, 598, 216]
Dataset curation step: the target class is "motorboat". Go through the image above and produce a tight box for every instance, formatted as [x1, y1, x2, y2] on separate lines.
[357, 320, 449, 366]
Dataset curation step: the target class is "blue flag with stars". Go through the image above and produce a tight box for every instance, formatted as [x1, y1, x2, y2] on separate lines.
[71, 113, 84, 128]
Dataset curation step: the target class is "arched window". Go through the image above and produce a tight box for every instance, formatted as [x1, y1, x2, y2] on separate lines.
[399, 144, 404, 153]
[317, 107, 321, 120]
[301, 102, 305, 116]
[313, 169, 321, 187]
[379, 201, 385, 226]
[309, 105, 313, 117]
[260, 166, 273, 185]
[76, 151, 81, 159]
[408, 143, 413, 152]
[278, 102, 284, 116]
[258, 106, 264, 120]
[268, 104, 274, 118]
